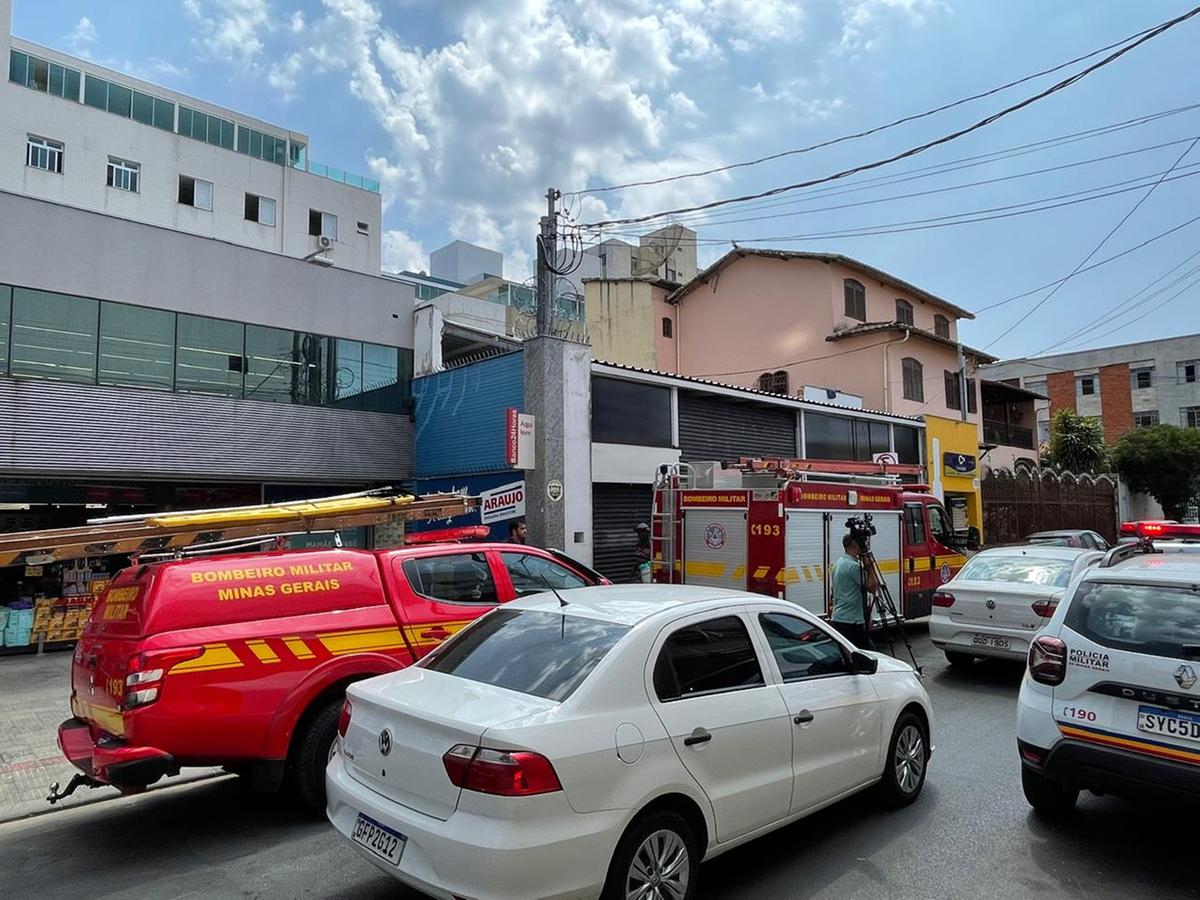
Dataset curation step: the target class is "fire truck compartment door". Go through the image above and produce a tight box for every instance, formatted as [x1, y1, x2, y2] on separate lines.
[784, 510, 828, 615]
[683, 509, 747, 589]
[868, 512, 904, 617]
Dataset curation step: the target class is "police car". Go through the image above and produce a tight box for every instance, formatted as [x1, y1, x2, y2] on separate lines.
[1016, 525, 1200, 814]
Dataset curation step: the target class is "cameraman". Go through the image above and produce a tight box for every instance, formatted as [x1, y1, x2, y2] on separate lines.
[830, 532, 878, 650]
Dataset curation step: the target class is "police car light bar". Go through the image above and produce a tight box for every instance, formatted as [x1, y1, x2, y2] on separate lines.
[1119, 520, 1200, 539]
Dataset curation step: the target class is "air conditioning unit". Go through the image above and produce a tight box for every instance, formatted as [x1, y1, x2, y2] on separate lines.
[317, 235, 333, 250]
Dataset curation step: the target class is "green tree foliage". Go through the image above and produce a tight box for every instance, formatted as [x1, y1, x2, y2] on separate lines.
[1044, 409, 1108, 474]
[1111, 425, 1200, 520]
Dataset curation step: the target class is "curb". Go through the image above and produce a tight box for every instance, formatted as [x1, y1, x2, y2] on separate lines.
[0, 770, 228, 826]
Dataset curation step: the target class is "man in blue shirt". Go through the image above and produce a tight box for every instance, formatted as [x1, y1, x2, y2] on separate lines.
[830, 533, 878, 649]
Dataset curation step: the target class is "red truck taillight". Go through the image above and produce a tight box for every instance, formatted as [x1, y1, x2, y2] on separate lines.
[442, 744, 562, 796]
[124, 647, 204, 709]
[1028, 636, 1068, 686]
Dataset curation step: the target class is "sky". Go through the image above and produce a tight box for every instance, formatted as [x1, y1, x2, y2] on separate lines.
[12, 1, 1200, 361]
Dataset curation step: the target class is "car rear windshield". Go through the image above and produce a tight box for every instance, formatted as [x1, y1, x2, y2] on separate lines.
[420, 608, 629, 702]
[1065, 581, 1200, 659]
[958, 555, 1076, 588]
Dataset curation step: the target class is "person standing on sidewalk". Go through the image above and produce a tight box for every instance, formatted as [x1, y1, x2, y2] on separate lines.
[633, 523, 652, 583]
[830, 533, 877, 650]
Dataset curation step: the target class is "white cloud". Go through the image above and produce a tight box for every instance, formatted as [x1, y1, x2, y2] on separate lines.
[184, 0, 272, 65]
[743, 78, 845, 121]
[268, 51, 304, 100]
[289, 10, 306, 33]
[838, 0, 949, 56]
[382, 229, 428, 273]
[66, 16, 98, 48]
[668, 91, 704, 126]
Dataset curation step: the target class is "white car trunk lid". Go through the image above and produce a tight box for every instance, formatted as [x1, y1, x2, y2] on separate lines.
[343, 668, 556, 820]
[943, 581, 1057, 630]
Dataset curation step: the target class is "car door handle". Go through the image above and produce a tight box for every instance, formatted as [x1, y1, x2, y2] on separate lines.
[420, 626, 451, 640]
[683, 728, 712, 747]
[794, 710, 814, 725]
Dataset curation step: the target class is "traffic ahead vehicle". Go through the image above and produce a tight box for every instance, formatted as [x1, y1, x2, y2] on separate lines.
[1026, 530, 1111, 551]
[57, 542, 602, 808]
[328, 585, 933, 900]
[929, 546, 1101, 666]
[1016, 539, 1200, 815]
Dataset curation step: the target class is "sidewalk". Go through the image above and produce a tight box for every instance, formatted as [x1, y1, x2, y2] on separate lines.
[0, 651, 218, 822]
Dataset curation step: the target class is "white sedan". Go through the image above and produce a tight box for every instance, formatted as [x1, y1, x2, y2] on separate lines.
[327, 585, 932, 900]
[929, 545, 1102, 666]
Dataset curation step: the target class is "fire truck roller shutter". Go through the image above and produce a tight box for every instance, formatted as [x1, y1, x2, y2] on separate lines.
[869, 512, 904, 621]
[683, 508, 749, 589]
[784, 510, 829, 615]
[592, 483, 654, 583]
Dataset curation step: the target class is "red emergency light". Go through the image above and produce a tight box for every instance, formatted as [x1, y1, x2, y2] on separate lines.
[1119, 520, 1200, 539]
[404, 526, 492, 545]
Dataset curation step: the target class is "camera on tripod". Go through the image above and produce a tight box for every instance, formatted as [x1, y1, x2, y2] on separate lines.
[845, 514, 876, 552]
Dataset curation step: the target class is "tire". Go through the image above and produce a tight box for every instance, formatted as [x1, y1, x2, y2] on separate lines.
[945, 650, 974, 667]
[879, 712, 929, 807]
[1021, 766, 1078, 818]
[602, 810, 699, 900]
[289, 699, 341, 812]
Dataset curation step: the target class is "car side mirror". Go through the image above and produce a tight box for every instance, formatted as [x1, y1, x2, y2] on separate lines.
[851, 650, 878, 675]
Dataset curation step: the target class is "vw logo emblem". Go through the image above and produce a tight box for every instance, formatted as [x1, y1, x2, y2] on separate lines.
[378, 729, 393, 756]
[985, 598, 996, 610]
[1175, 664, 1197, 690]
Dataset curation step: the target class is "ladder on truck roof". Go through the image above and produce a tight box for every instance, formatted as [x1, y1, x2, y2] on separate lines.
[729, 457, 905, 487]
[0, 487, 478, 569]
[651, 463, 694, 583]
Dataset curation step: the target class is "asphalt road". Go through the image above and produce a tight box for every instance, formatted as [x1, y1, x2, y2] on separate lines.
[1, 630, 1196, 900]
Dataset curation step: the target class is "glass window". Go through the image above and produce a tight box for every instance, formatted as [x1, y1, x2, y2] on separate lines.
[403, 552, 499, 604]
[1182, 407, 1200, 429]
[895, 299, 914, 326]
[83, 74, 107, 109]
[662, 316, 672, 338]
[9, 50, 27, 85]
[421, 608, 629, 702]
[236, 127, 251, 155]
[843, 279, 866, 321]
[175, 314, 244, 397]
[28, 56, 48, 92]
[0, 285, 10, 376]
[757, 371, 788, 394]
[243, 326, 328, 405]
[1077, 376, 1096, 396]
[758, 613, 849, 681]
[1134, 411, 1159, 428]
[904, 504, 927, 546]
[805, 411, 854, 460]
[206, 113, 222, 146]
[26, 135, 64, 174]
[64, 68, 81, 101]
[1065, 582, 1200, 660]
[1178, 360, 1199, 384]
[945, 370, 962, 410]
[363, 343, 399, 391]
[177, 105, 193, 137]
[10, 288, 98, 383]
[106, 82, 132, 118]
[179, 176, 214, 211]
[309, 209, 337, 240]
[501, 553, 587, 596]
[934, 315, 950, 339]
[249, 129, 262, 158]
[591, 376, 672, 446]
[333, 339, 363, 399]
[902, 358, 924, 401]
[894, 425, 921, 464]
[152, 97, 174, 131]
[106, 157, 140, 193]
[289, 140, 307, 169]
[1130, 366, 1154, 390]
[132, 91, 154, 125]
[928, 504, 955, 545]
[869, 421, 891, 457]
[98, 302, 174, 391]
[48, 63, 64, 97]
[653, 616, 765, 701]
[958, 554, 1075, 588]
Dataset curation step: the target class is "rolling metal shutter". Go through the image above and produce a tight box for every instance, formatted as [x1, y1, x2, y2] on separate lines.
[784, 510, 829, 615]
[677, 391, 796, 462]
[682, 507, 748, 590]
[592, 483, 653, 583]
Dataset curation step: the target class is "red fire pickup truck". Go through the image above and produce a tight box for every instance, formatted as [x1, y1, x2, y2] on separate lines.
[57, 542, 603, 808]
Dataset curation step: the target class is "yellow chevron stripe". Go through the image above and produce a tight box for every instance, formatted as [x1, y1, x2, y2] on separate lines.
[282, 637, 317, 660]
[320, 627, 406, 656]
[685, 561, 727, 579]
[753, 566, 769, 579]
[777, 567, 800, 585]
[730, 565, 745, 582]
[876, 559, 901, 574]
[245, 639, 281, 664]
[171, 643, 243, 673]
[911, 558, 932, 572]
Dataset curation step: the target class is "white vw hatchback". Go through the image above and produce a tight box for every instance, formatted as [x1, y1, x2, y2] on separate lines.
[327, 585, 933, 900]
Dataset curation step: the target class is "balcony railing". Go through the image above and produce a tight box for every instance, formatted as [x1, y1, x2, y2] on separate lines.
[305, 161, 381, 194]
[984, 420, 1035, 449]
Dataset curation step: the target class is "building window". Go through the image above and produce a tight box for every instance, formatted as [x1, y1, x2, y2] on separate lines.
[945, 370, 962, 410]
[10, 50, 81, 100]
[1134, 410, 1160, 428]
[178, 176, 213, 211]
[309, 210, 337, 240]
[1130, 366, 1154, 390]
[9, 288, 98, 384]
[98, 302, 174, 391]
[757, 371, 788, 394]
[894, 425, 921, 464]
[175, 314, 245, 397]
[1024, 377, 1047, 396]
[966, 377, 977, 414]
[357, 221, 370, 235]
[933, 315, 950, 339]
[244, 193, 276, 226]
[843, 279, 866, 321]
[1183, 407, 1200, 429]
[1037, 419, 1051, 445]
[236, 126, 288, 165]
[662, 317, 673, 338]
[289, 141, 307, 169]
[106, 157, 140, 193]
[0, 286, 10, 376]
[177, 105, 236, 149]
[1077, 375, 1097, 396]
[591, 376, 672, 446]
[26, 135, 63, 174]
[1178, 360, 1199, 384]
[895, 299, 914, 326]
[244, 326, 328, 404]
[804, 412, 854, 460]
[901, 357, 924, 402]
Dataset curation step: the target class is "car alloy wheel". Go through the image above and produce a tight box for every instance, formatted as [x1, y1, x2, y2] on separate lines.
[894, 723, 926, 795]
[626, 828, 690, 900]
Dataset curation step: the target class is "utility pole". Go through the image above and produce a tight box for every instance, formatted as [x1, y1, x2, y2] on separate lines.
[536, 188, 561, 336]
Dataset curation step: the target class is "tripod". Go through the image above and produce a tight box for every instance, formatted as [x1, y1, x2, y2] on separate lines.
[859, 546, 923, 675]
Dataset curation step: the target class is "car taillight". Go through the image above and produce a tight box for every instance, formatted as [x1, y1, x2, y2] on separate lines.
[932, 591, 955, 608]
[1028, 636, 1067, 686]
[338, 700, 352, 738]
[123, 647, 203, 709]
[442, 744, 562, 796]
[1031, 599, 1058, 618]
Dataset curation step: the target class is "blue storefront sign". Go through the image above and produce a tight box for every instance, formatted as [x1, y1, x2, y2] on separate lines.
[943, 451, 977, 477]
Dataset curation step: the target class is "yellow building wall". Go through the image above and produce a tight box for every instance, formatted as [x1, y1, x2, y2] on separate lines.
[585, 281, 656, 367]
[924, 415, 984, 539]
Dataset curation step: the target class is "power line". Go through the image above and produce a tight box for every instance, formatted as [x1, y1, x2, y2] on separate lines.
[694, 336, 901, 379]
[581, 6, 1200, 230]
[982, 135, 1200, 351]
[1053, 269, 1200, 349]
[570, 17, 1168, 197]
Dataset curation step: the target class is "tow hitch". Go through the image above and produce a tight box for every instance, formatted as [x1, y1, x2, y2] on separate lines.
[47, 773, 104, 805]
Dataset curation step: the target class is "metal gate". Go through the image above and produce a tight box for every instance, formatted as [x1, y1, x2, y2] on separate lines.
[982, 467, 1118, 545]
[683, 508, 748, 589]
[592, 483, 653, 583]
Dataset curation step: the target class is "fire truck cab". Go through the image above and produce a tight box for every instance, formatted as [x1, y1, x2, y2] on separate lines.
[652, 460, 972, 620]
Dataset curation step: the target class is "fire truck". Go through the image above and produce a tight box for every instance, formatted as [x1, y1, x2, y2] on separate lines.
[652, 459, 974, 620]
